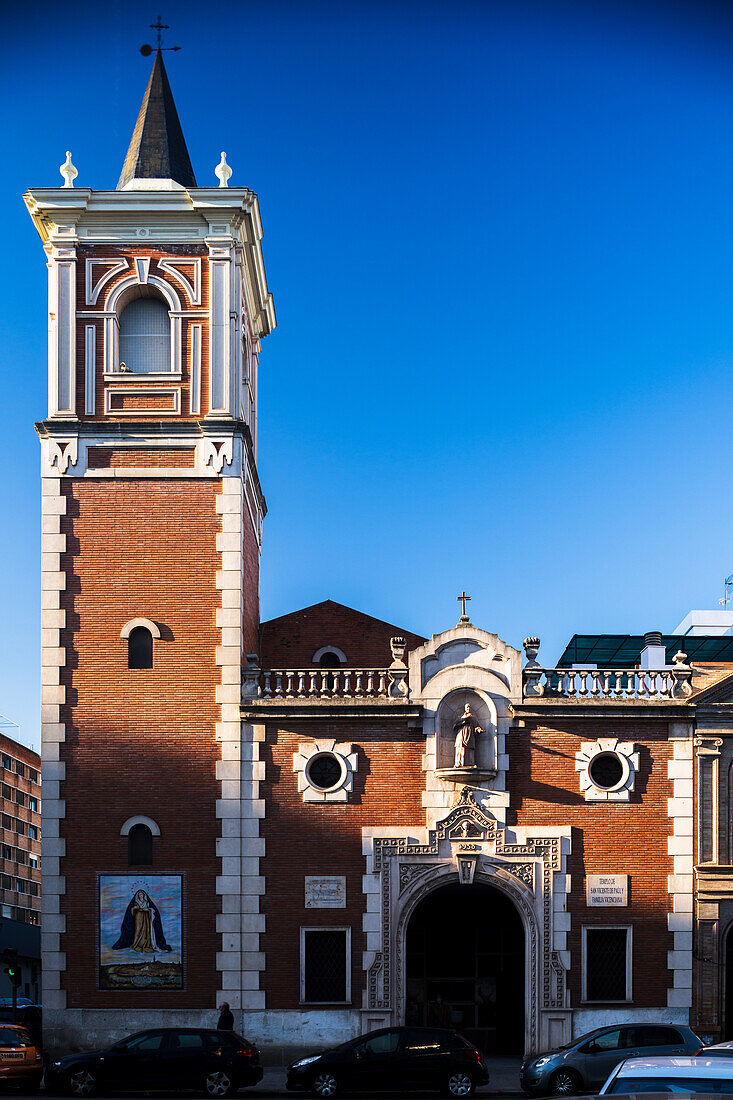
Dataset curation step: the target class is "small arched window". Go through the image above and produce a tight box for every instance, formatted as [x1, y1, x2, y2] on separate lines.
[118, 297, 171, 373]
[128, 626, 153, 670]
[128, 823, 153, 866]
[319, 652, 341, 670]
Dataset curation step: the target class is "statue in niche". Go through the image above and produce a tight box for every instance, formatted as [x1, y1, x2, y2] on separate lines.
[453, 703, 484, 768]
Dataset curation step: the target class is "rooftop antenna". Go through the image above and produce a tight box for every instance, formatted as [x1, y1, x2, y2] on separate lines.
[0, 714, 19, 737]
[718, 575, 733, 610]
[140, 16, 181, 56]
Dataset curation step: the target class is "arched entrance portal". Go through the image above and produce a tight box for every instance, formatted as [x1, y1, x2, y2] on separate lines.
[405, 881, 525, 1055]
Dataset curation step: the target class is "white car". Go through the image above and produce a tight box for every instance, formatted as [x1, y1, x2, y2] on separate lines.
[600, 1055, 733, 1094]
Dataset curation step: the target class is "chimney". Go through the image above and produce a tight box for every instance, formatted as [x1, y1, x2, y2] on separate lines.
[639, 630, 667, 670]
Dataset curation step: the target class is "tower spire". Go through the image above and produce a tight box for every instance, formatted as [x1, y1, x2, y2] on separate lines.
[117, 49, 197, 190]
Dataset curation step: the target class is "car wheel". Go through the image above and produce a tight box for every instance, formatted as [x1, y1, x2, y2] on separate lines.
[67, 1068, 99, 1098]
[549, 1069, 581, 1096]
[204, 1069, 234, 1098]
[312, 1071, 339, 1097]
[444, 1071, 475, 1097]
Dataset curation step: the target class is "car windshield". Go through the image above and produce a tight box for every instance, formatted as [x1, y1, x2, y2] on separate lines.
[608, 1077, 733, 1093]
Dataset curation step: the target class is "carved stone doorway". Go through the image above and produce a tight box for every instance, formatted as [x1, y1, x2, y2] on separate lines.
[405, 881, 525, 1055]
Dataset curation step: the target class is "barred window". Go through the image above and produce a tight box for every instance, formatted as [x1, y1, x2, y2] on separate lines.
[583, 927, 631, 1002]
[300, 928, 350, 1003]
[128, 626, 154, 670]
[128, 823, 153, 866]
[119, 297, 171, 374]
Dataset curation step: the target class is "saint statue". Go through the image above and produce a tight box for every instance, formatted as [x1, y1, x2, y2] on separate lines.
[112, 889, 172, 954]
[453, 703, 483, 768]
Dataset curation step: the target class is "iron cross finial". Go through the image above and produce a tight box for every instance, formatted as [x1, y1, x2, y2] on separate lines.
[457, 591, 471, 623]
[140, 17, 181, 56]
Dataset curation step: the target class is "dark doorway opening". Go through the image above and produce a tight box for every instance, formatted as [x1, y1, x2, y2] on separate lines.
[405, 881, 525, 1055]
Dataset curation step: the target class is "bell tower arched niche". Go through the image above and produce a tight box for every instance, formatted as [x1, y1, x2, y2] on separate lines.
[436, 688, 496, 778]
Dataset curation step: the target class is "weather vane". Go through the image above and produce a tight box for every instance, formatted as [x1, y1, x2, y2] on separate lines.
[140, 16, 181, 56]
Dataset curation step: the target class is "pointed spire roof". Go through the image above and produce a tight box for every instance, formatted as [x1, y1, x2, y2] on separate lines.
[117, 51, 197, 190]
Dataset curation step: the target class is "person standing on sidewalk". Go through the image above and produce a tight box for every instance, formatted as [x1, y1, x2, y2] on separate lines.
[217, 1001, 234, 1030]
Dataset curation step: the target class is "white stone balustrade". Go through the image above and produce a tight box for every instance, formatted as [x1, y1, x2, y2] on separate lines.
[243, 666, 408, 701]
[523, 665, 694, 700]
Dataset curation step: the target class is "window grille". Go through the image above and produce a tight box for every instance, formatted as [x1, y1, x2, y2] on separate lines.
[302, 928, 348, 1002]
[119, 298, 171, 373]
[585, 927, 628, 1001]
[128, 626, 154, 669]
[128, 823, 153, 866]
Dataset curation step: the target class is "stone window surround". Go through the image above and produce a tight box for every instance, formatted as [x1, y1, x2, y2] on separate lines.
[575, 738, 639, 802]
[312, 645, 347, 665]
[119, 815, 161, 837]
[120, 618, 161, 641]
[293, 740, 358, 803]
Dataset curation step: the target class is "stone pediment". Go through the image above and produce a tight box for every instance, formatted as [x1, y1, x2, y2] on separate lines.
[411, 624, 522, 700]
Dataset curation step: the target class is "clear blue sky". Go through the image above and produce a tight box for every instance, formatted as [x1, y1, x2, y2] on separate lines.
[3, 0, 733, 747]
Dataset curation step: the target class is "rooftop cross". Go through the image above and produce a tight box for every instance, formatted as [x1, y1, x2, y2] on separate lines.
[457, 591, 471, 624]
[140, 16, 181, 56]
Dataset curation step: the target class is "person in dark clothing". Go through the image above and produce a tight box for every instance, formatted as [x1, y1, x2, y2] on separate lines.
[217, 1002, 234, 1030]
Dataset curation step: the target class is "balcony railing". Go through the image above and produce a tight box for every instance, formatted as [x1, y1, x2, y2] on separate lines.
[243, 666, 410, 702]
[521, 637, 694, 700]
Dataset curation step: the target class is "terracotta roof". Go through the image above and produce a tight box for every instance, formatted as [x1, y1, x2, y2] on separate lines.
[117, 51, 197, 190]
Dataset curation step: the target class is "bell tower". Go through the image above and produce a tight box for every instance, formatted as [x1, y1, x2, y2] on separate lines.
[25, 50, 274, 1041]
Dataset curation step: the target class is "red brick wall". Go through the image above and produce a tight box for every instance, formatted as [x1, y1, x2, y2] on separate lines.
[510, 719, 673, 1005]
[260, 601, 426, 668]
[88, 449, 196, 469]
[259, 721, 425, 1007]
[58, 478, 222, 1008]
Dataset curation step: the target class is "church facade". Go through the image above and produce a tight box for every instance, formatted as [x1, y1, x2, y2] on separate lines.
[27, 54, 702, 1059]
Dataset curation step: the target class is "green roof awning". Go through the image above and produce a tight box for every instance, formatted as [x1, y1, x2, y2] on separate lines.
[556, 634, 733, 668]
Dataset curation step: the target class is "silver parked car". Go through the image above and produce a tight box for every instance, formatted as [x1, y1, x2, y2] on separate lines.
[520, 1023, 702, 1096]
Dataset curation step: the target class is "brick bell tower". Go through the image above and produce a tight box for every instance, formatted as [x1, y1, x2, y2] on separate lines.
[24, 50, 275, 1044]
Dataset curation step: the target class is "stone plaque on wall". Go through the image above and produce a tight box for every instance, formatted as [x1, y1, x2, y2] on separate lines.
[305, 876, 346, 908]
[587, 874, 628, 906]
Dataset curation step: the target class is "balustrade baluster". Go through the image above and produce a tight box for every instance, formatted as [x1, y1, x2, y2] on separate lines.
[285, 671, 295, 697]
[308, 671, 317, 696]
[332, 671, 341, 697]
[343, 670, 352, 697]
[274, 671, 282, 697]
[297, 671, 306, 697]
[367, 671, 375, 694]
[263, 671, 272, 698]
[577, 671, 588, 697]
[355, 671, 363, 696]
[590, 672, 601, 697]
[377, 671, 387, 696]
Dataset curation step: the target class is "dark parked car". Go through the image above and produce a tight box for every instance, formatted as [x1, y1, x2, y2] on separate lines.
[44, 1028, 263, 1098]
[520, 1023, 702, 1095]
[286, 1026, 489, 1097]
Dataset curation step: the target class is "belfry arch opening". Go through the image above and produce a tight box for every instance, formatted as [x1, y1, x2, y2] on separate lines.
[405, 881, 525, 1055]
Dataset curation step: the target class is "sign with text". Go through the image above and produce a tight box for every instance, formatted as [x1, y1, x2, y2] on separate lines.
[587, 874, 628, 906]
[305, 876, 346, 909]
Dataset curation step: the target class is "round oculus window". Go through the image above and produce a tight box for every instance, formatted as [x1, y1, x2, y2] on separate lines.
[588, 751, 626, 791]
[306, 752, 346, 792]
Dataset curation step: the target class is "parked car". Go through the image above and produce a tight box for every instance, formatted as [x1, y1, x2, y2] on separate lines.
[600, 1054, 733, 1093]
[286, 1026, 489, 1097]
[44, 1028, 263, 1098]
[520, 1023, 702, 1095]
[698, 1039, 733, 1056]
[0, 1023, 43, 1093]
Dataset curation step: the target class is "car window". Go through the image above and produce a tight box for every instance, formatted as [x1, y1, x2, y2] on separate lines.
[117, 1032, 164, 1052]
[584, 1029, 623, 1053]
[355, 1032, 401, 1055]
[173, 1032, 205, 1049]
[629, 1026, 684, 1047]
[609, 1076, 733, 1093]
[0, 1029, 31, 1047]
[403, 1029, 448, 1052]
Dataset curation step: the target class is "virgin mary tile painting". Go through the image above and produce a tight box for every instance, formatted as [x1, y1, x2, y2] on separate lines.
[99, 875, 183, 989]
